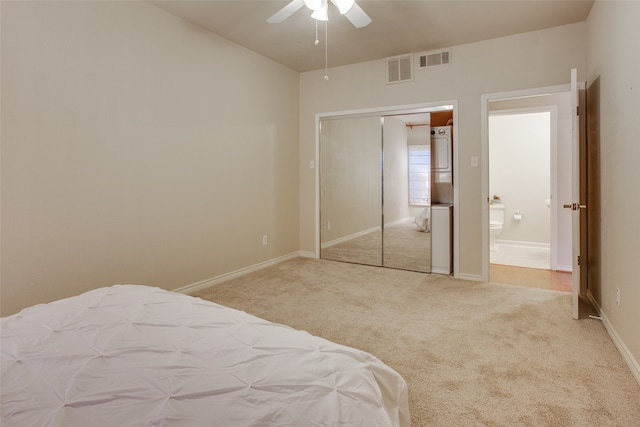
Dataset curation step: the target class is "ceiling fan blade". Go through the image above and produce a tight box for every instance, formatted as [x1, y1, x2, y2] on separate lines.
[267, 0, 306, 24]
[344, 2, 372, 28]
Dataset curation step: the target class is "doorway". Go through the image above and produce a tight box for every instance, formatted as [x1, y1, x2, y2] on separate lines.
[481, 86, 573, 290]
[489, 108, 552, 270]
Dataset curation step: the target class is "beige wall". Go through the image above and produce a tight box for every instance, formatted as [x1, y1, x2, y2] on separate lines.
[587, 0, 640, 376]
[300, 23, 587, 278]
[0, 1, 300, 315]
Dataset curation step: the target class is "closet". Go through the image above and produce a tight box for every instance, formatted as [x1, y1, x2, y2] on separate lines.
[319, 108, 454, 274]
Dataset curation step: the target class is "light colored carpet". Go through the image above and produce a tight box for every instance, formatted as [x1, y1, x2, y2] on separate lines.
[383, 221, 430, 272]
[191, 258, 640, 426]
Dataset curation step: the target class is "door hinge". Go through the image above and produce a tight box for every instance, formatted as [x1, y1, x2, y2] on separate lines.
[577, 255, 581, 266]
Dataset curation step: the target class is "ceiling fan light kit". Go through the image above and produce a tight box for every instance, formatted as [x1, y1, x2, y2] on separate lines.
[267, 0, 370, 27]
[268, 0, 371, 80]
[310, 2, 328, 21]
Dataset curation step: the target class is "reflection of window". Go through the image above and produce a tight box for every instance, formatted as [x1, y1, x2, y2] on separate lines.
[408, 144, 430, 206]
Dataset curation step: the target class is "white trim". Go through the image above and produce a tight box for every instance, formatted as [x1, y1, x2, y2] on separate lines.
[600, 312, 640, 386]
[299, 250, 317, 259]
[458, 273, 484, 282]
[452, 106, 460, 279]
[550, 106, 559, 271]
[496, 239, 550, 249]
[316, 101, 455, 121]
[173, 252, 301, 295]
[587, 290, 640, 386]
[587, 289, 600, 313]
[315, 116, 321, 260]
[555, 264, 572, 272]
[385, 217, 414, 227]
[315, 100, 460, 278]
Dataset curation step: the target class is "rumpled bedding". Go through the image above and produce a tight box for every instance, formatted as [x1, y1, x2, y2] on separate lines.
[1, 285, 409, 427]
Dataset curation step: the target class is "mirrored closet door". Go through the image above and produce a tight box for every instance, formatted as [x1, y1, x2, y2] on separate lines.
[320, 108, 452, 273]
[320, 115, 383, 267]
[381, 115, 432, 272]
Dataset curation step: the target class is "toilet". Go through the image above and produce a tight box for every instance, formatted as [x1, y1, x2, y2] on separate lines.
[489, 203, 505, 252]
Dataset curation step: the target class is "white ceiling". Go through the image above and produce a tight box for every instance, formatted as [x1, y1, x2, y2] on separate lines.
[149, 0, 594, 73]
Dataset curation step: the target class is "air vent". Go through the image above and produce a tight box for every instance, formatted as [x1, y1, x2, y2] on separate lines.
[387, 55, 413, 84]
[416, 49, 451, 70]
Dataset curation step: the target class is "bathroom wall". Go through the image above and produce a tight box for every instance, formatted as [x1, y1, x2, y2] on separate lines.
[489, 112, 551, 246]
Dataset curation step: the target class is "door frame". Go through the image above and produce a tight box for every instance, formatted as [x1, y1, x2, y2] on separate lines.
[314, 100, 460, 277]
[480, 84, 570, 282]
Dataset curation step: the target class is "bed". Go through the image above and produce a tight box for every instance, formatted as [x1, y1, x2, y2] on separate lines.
[1, 285, 409, 427]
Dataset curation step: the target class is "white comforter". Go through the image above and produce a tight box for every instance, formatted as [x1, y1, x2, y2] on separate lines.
[1, 285, 409, 427]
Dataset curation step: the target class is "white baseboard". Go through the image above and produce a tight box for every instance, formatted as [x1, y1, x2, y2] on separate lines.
[496, 239, 550, 249]
[384, 217, 414, 227]
[174, 252, 301, 295]
[588, 290, 640, 386]
[555, 264, 573, 272]
[299, 250, 317, 259]
[586, 289, 600, 313]
[457, 273, 484, 282]
[321, 226, 380, 249]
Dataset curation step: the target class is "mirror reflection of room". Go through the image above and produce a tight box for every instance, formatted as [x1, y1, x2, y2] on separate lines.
[382, 114, 431, 272]
[320, 108, 453, 274]
[320, 115, 383, 267]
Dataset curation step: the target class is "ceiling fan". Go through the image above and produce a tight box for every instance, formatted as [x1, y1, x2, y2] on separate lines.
[267, 0, 372, 28]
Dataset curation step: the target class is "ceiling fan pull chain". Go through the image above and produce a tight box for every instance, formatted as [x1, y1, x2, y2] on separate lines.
[315, 18, 319, 45]
[324, 20, 329, 80]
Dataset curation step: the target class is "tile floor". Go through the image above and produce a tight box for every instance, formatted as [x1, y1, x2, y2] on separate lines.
[490, 243, 550, 270]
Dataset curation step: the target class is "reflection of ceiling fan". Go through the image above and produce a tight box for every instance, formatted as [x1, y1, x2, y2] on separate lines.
[267, 0, 372, 28]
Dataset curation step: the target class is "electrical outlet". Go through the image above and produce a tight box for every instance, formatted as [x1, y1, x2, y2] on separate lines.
[262, 235, 268, 246]
[327, 221, 331, 230]
[616, 287, 620, 306]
